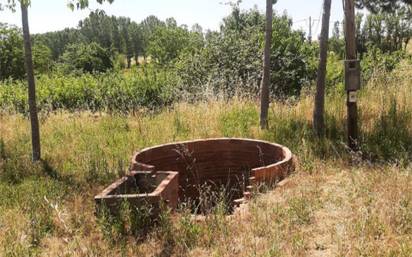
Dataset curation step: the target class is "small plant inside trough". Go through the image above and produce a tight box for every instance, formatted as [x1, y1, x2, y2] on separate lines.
[95, 138, 294, 219]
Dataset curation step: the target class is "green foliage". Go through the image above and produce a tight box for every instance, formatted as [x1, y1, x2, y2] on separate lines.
[219, 103, 258, 137]
[32, 43, 52, 74]
[270, 16, 317, 97]
[32, 11, 168, 72]
[358, 11, 412, 55]
[140, 15, 165, 57]
[325, 52, 344, 90]
[362, 98, 412, 162]
[328, 4, 412, 59]
[148, 22, 203, 65]
[287, 195, 313, 225]
[356, 0, 412, 13]
[176, 210, 202, 249]
[33, 28, 83, 60]
[0, 23, 55, 80]
[177, 8, 316, 98]
[328, 21, 345, 59]
[0, 67, 176, 113]
[0, 23, 25, 80]
[79, 10, 120, 50]
[96, 200, 155, 243]
[67, 0, 115, 10]
[58, 42, 113, 74]
[113, 53, 127, 70]
[361, 46, 406, 81]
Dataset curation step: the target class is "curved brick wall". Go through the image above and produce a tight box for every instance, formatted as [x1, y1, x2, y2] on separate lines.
[131, 138, 294, 205]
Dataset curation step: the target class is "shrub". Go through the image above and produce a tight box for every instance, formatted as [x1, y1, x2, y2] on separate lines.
[0, 67, 177, 113]
[361, 46, 406, 82]
[0, 23, 53, 80]
[57, 42, 113, 74]
[176, 9, 316, 99]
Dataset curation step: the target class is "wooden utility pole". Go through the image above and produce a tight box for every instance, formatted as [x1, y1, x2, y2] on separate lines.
[260, 0, 273, 129]
[21, 3, 41, 161]
[343, 0, 360, 150]
[308, 16, 312, 44]
[313, 0, 332, 136]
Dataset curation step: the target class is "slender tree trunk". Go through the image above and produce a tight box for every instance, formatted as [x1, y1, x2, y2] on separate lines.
[260, 0, 273, 129]
[127, 56, 131, 68]
[313, 0, 332, 136]
[21, 3, 41, 162]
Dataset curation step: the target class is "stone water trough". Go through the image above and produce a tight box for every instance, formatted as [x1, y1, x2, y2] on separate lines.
[95, 138, 294, 215]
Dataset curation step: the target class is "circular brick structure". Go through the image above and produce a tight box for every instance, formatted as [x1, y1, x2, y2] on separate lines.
[131, 138, 294, 210]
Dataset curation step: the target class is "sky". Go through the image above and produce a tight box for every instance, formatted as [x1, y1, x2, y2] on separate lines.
[0, 0, 344, 37]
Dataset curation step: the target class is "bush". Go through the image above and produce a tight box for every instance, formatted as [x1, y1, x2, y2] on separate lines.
[325, 52, 344, 91]
[176, 10, 316, 99]
[0, 23, 25, 80]
[0, 23, 54, 80]
[57, 42, 113, 74]
[0, 66, 177, 113]
[361, 46, 406, 82]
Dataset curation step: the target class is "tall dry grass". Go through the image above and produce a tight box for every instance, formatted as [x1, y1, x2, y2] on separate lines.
[0, 63, 412, 256]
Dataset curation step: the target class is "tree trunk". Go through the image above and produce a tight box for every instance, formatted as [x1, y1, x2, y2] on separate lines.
[260, 0, 273, 130]
[127, 56, 131, 68]
[21, 3, 41, 162]
[313, 0, 332, 136]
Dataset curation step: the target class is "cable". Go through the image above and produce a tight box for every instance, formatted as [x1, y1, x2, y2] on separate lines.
[294, 18, 308, 24]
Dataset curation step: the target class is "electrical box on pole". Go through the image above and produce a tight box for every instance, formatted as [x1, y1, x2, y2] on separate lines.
[344, 59, 361, 91]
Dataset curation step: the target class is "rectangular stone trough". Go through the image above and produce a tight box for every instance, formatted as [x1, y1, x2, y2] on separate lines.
[95, 171, 179, 215]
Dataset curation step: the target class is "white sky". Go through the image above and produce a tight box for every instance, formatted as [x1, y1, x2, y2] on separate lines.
[0, 0, 344, 36]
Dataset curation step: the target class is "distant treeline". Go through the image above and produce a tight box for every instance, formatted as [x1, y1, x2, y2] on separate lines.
[1, 2, 411, 109]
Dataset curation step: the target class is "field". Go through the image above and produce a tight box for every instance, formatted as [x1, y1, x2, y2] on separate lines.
[1, 63, 412, 256]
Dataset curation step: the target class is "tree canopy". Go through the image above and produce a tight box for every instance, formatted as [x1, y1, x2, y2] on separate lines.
[356, 0, 412, 13]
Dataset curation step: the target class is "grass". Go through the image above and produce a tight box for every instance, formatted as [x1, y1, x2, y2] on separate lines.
[1, 64, 412, 256]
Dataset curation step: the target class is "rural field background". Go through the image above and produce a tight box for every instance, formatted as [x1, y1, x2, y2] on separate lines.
[2, 66, 412, 256]
[1, 0, 412, 256]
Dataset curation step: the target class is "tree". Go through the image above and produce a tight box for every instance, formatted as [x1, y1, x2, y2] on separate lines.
[79, 10, 114, 50]
[329, 21, 345, 58]
[355, 0, 412, 13]
[177, 7, 315, 100]
[147, 23, 196, 65]
[128, 22, 143, 65]
[33, 28, 83, 60]
[21, 1, 41, 161]
[118, 17, 133, 68]
[59, 42, 113, 73]
[0, 23, 25, 80]
[260, 0, 274, 129]
[0, 23, 53, 80]
[0, 0, 114, 161]
[67, 0, 114, 10]
[140, 15, 165, 59]
[313, 0, 332, 136]
[0, 0, 43, 161]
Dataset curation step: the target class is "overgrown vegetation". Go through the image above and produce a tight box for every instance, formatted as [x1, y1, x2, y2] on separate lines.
[1, 0, 412, 256]
[1, 62, 412, 255]
[0, 67, 176, 113]
[1, 7, 318, 99]
[1, 90, 412, 253]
